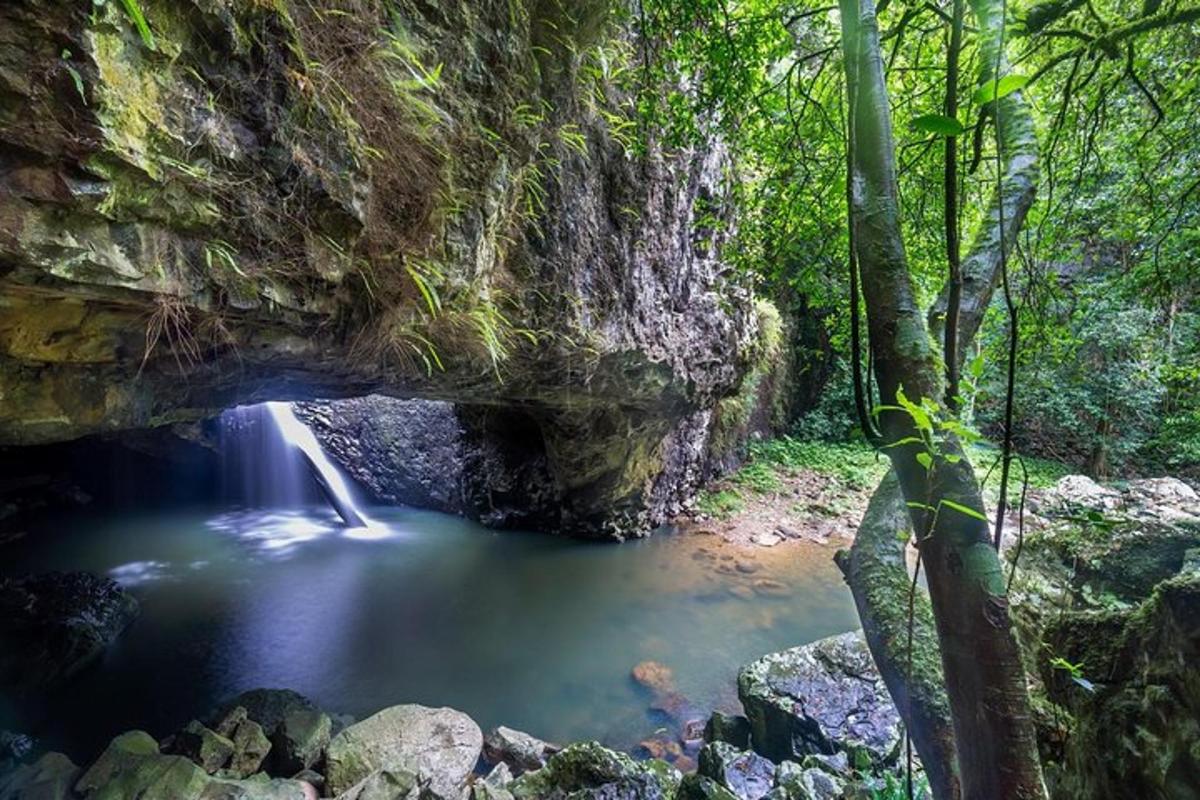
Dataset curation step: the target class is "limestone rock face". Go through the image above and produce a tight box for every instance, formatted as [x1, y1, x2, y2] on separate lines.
[0, 571, 138, 689]
[737, 631, 902, 769]
[1009, 480, 1200, 800]
[324, 704, 483, 799]
[0, 0, 755, 538]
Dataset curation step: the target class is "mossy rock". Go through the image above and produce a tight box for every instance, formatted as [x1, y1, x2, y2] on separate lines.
[509, 742, 681, 800]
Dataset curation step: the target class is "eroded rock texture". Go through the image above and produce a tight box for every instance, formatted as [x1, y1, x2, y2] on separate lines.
[0, 0, 754, 536]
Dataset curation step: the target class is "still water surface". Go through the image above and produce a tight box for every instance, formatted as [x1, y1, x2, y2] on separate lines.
[3, 506, 857, 760]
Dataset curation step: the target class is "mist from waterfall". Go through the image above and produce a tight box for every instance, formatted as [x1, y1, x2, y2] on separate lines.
[219, 401, 374, 530]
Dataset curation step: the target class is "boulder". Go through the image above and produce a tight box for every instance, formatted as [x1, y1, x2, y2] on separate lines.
[677, 773, 740, 800]
[704, 713, 752, 750]
[325, 705, 482, 799]
[509, 742, 681, 800]
[75, 730, 310, 799]
[0, 751, 79, 800]
[773, 761, 845, 800]
[172, 720, 235, 774]
[214, 689, 318, 735]
[0, 730, 36, 775]
[272, 709, 332, 776]
[470, 763, 516, 800]
[697, 742, 775, 800]
[332, 768, 422, 800]
[228, 718, 273, 779]
[738, 631, 902, 768]
[483, 726, 556, 774]
[0, 572, 138, 688]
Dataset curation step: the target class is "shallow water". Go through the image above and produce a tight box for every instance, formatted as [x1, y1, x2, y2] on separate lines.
[2, 505, 857, 760]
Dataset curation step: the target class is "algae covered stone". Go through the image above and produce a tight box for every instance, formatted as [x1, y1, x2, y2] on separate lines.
[737, 631, 901, 768]
[509, 741, 681, 800]
[325, 704, 482, 799]
[272, 708, 332, 775]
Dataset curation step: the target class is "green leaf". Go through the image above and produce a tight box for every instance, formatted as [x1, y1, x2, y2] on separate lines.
[915, 452, 933, 470]
[941, 499, 987, 521]
[118, 0, 156, 50]
[906, 501, 936, 512]
[911, 113, 965, 136]
[883, 436, 925, 449]
[972, 74, 1029, 105]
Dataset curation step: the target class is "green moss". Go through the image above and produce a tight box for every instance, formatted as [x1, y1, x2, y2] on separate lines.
[696, 488, 744, 519]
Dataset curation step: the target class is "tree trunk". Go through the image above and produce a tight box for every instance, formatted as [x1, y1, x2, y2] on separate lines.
[835, 474, 961, 800]
[836, 0, 1047, 796]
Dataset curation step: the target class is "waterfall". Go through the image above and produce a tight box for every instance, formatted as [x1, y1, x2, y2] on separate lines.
[220, 401, 373, 529]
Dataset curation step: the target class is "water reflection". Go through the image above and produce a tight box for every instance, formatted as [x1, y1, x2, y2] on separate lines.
[4, 506, 859, 762]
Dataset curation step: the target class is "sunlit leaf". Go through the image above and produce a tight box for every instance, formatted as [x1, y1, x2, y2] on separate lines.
[941, 499, 987, 521]
[911, 113, 965, 136]
[972, 74, 1029, 105]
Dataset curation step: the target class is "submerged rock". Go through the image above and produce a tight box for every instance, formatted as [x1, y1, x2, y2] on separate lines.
[632, 661, 677, 695]
[509, 742, 681, 800]
[0, 572, 138, 689]
[737, 631, 902, 768]
[325, 704, 482, 799]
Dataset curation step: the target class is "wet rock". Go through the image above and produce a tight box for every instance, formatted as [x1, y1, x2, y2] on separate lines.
[325, 704, 482, 799]
[483, 726, 557, 774]
[677, 773, 739, 800]
[738, 631, 902, 768]
[0, 730, 36, 774]
[0, 572, 138, 689]
[229, 718, 273, 779]
[0, 751, 79, 800]
[509, 742, 681, 800]
[272, 709, 332, 776]
[214, 689, 319, 735]
[332, 768, 422, 800]
[171, 720, 235, 774]
[632, 661, 677, 695]
[704, 713, 752, 750]
[697, 742, 775, 800]
[292, 769, 325, 793]
[76, 730, 309, 799]
[773, 761, 845, 800]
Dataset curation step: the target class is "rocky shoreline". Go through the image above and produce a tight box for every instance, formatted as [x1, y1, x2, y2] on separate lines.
[2, 471, 1198, 799]
[0, 628, 905, 800]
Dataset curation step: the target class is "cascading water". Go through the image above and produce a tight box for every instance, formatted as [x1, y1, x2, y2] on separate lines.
[220, 401, 373, 530]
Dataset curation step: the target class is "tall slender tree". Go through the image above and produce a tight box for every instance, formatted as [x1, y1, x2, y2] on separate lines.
[836, 0, 1046, 795]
